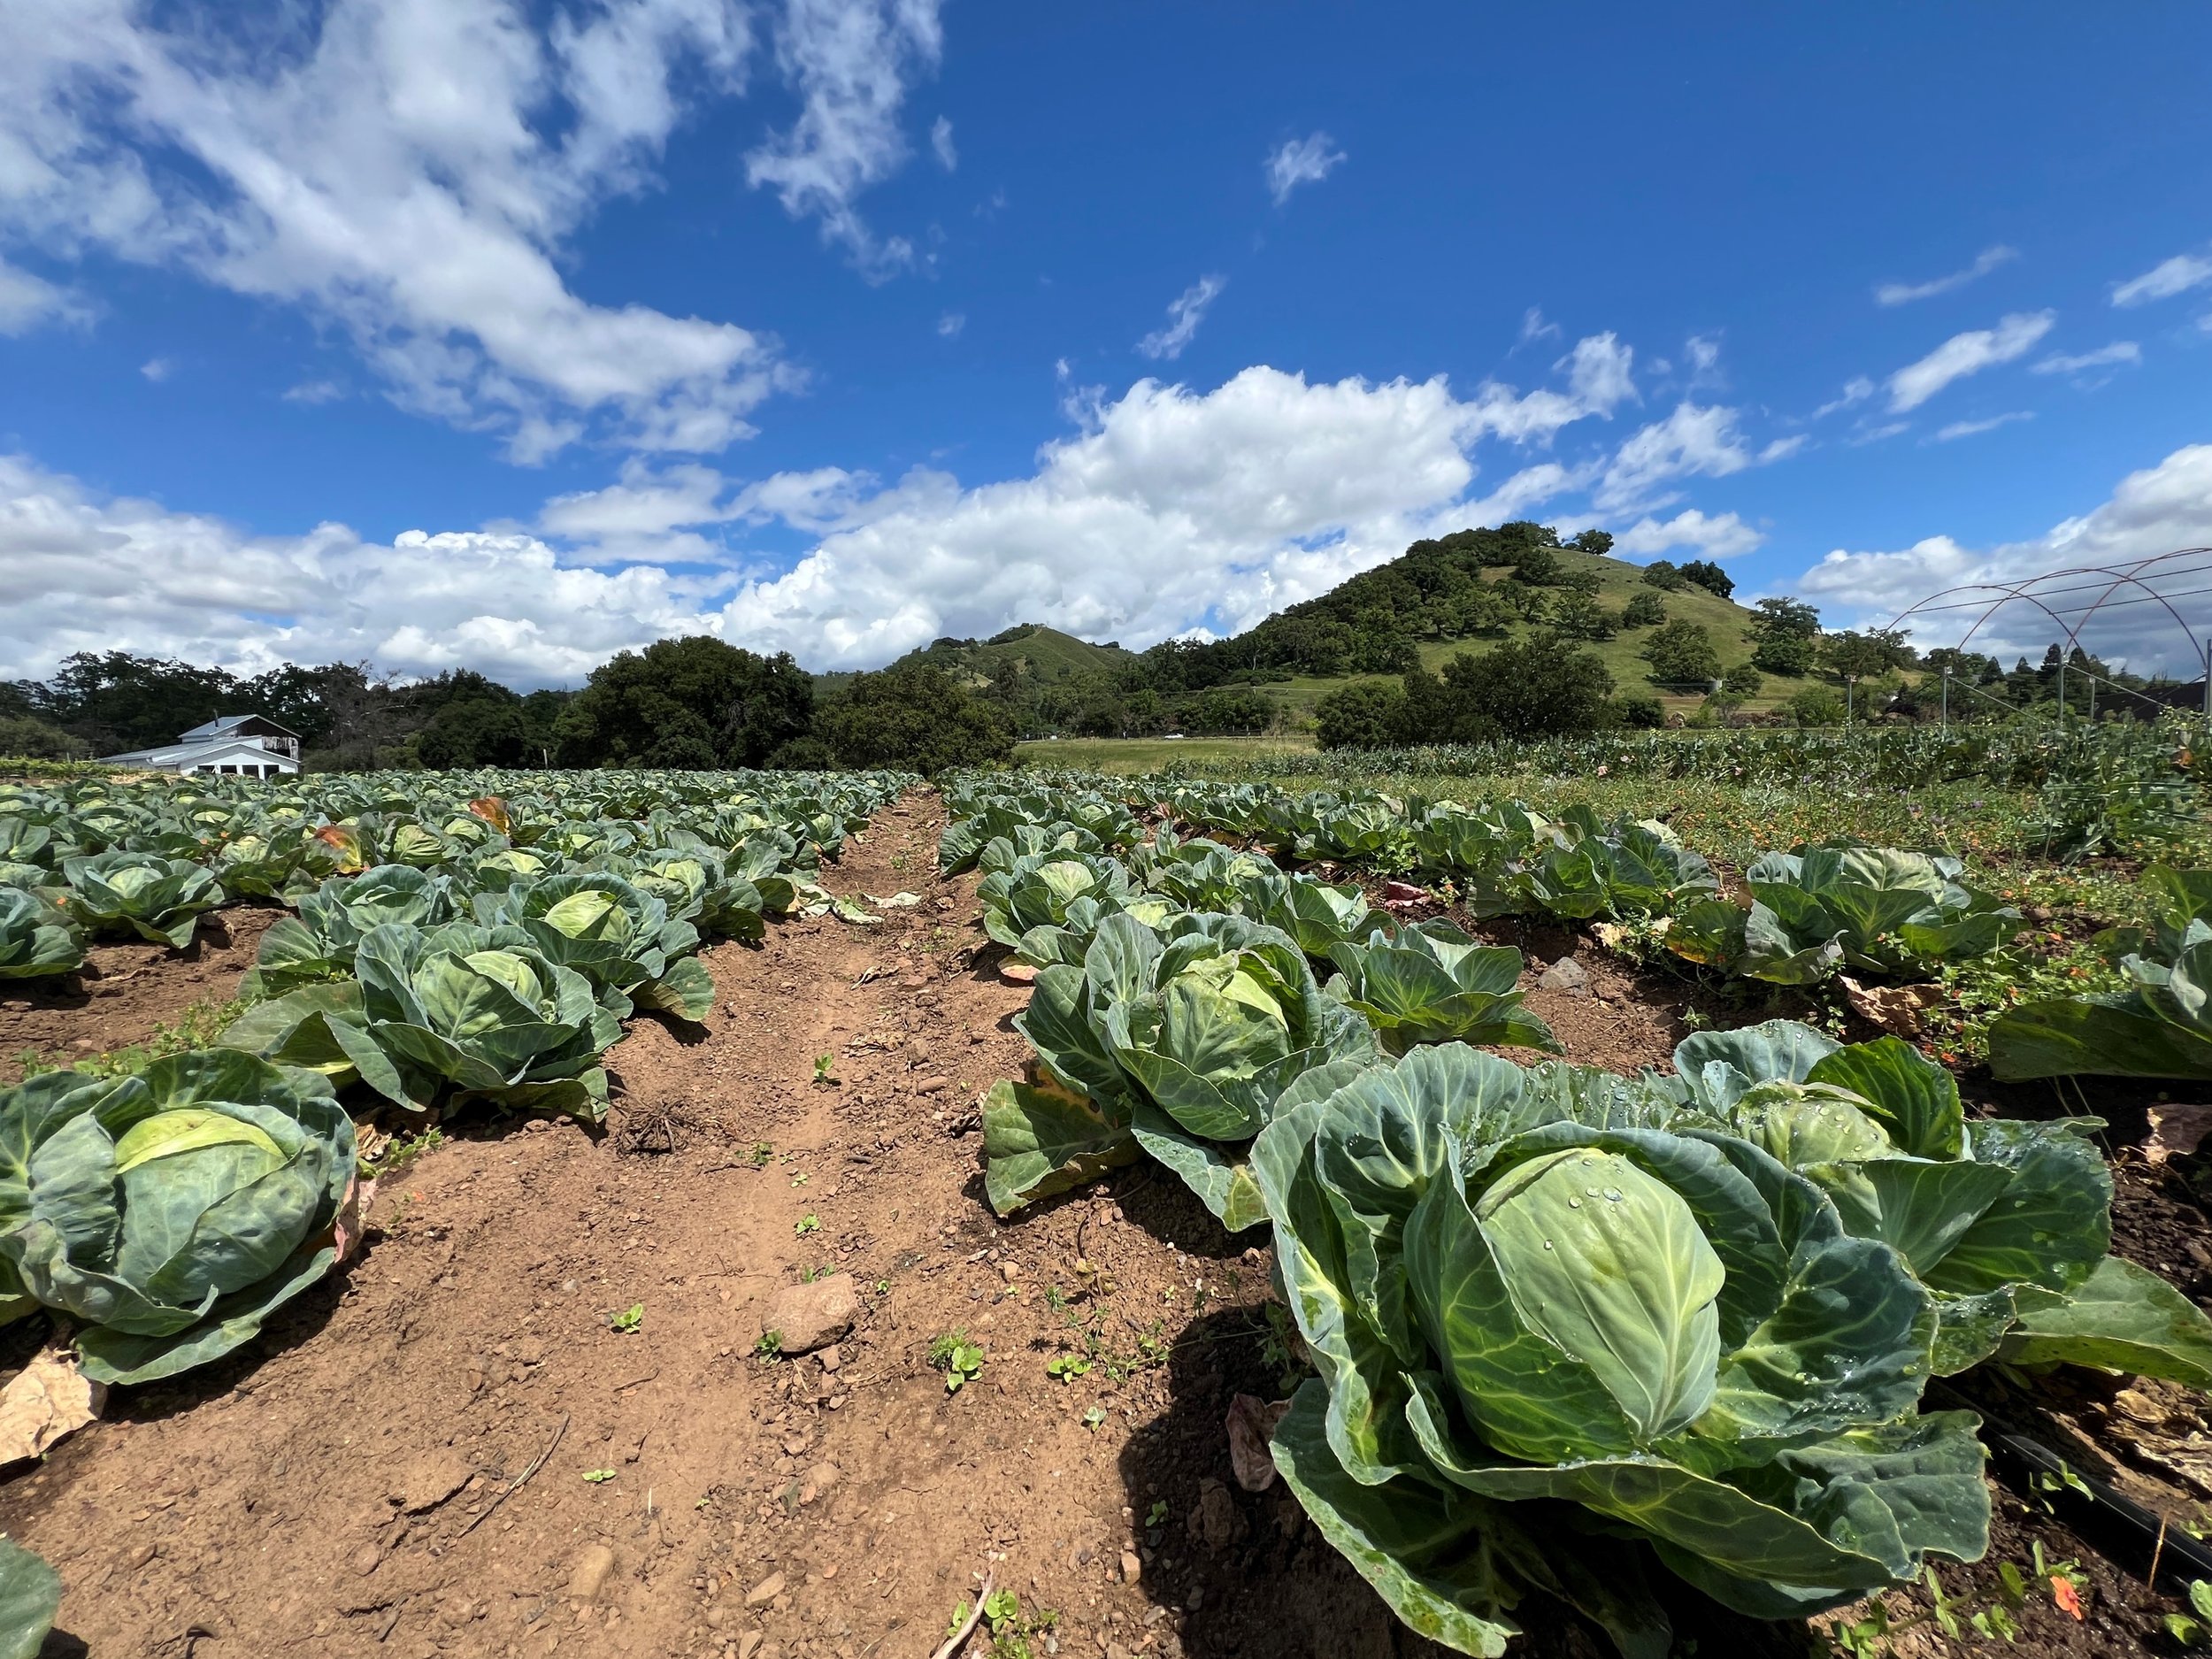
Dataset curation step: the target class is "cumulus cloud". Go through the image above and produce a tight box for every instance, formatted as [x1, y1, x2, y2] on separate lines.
[1933, 411, 2033, 442]
[1594, 403, 1752, 512]
[1138, 275, 1225, 361]
[746, 0, 944, 273]
[1613, 509, 1763, 559]
[1795, 443, 2212, 672]
[1263, 133, 1347, 204]
[0, 0, 880, 459]
[2113, 251, 2212, 307]
[0, 453, 717, 687]
[0, 363, 1644, 681]
[1874, 244, 2016, 307]
[1886, 311, 2055, 411]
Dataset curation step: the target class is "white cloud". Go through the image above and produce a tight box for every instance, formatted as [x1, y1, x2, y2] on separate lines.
[1138, 274, 1225, 362]
[1594, 403, 1752, 512]
[138, 357, 173, 382]
[1451, 333, 1637, 448]
[930, 115, 956, 171]
[2113, 251, 2212, 307]
[1933, 411, 2033, 442]
[744, 0, 943, 276]
[1614, 509, 1763, 560]
[1517, 307, 1562, 346]
[1811, 376, 1876, 420]
[1874, 244, 2017, 306]
[1886, 311, 2055, 411]
[0, 452, 719, 687]
[1795, 442, 2212, 672]
[0, 0, 810, 460]
[1263, 132, 1346, 204]
[0, 257, 80, 334]
[937, 311, 964, 338]
[283, 380, 344, 405]
[2031, 341, 2141, 376]
[0, 365, 1624, 681]
[1682, 334, 1724, 388]
[1759, 435, 1808, 464]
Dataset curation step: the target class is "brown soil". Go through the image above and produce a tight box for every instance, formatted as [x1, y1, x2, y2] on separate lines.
[0, 798, 2199, 1659]
[0, 903, 284, 1083]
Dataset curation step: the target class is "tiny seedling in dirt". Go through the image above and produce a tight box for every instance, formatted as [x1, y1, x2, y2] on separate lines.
[929, 1330, 985, 1393]
[372, 1126, 445, 1181]
[811, 1054, 838, 1087]
[790, 1170, 810, 1187]
[581, 1469, 617, 1484]
[2165, 1581, 2212, 1647]
[979, 1587, 1056, 1659]
[755, 1331, 784, 1360]
[795, 1214, 821, 1236]
[749, 1142, 774, 1167]
[1081, 1407, 1107, 1432]
[1145, 1500, 1169, 1528]
[608, 1303, 643, 1334]
[1046, 1355, 1090, 1384]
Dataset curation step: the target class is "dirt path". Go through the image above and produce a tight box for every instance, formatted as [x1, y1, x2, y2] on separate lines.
[0, 792, 1431, 1659]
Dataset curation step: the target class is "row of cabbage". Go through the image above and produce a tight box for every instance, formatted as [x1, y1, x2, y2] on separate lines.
[0, 769, 910, 1397]
[941, 777, 2212, 1659]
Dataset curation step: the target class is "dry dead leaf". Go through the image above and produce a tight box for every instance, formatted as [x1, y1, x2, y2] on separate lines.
[2146, 1104, 2212, 1164]
[0, 1337, 105, 1465]
[1840, 977, 1941, 1038]
[1225, 1394, 1292, 1492]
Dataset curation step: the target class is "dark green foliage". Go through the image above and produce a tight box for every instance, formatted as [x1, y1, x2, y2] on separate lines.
[0, 714, 89, 760]
[1314, 680, 1409, 750]
[1640, 559, 1686, 591]
[1823, 629, 1918, 680]
[1751, 634, 1817, 676]
[1550, 593, 1618, 641]
[417, 695, 533, 768]
[1570, 529, 1614, 556]
[815, 662, 1015, 774]
[557, 636, 813, 770]
[1408, 634, 1617, 741]
[1721, 662, 1764, 697]
[1678, 558, 1734, 599]
[1786, 686, 1847, 726]
[1642, 619, 1724, 686]
[1621, 590, 1666, 628]
[1618, 695, 1665, 728]
[1505, 545, 1563, 585]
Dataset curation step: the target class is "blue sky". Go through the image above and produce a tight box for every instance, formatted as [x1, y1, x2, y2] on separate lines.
[3, 0, 2209, 684]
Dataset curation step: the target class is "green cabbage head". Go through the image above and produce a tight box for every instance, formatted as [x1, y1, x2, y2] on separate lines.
[1252, 1043, 1988, 1655]
[59, 850, 225, 949]
[0, 1052, 356, 1384]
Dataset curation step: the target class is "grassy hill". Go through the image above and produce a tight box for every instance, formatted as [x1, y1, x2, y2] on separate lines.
[817, 625, 1138, 695]
[1246, 545, 1780, 724]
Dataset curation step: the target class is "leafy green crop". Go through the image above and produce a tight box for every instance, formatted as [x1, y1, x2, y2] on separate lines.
[986, 910, 1377, 1227]
[1325, 921, 1555, 1056]
[1990, 865, 2212, 1082]
[1252, 1041, 1989, 1654]
[0, 1051, 357, 1384]
[473, 872, 713, 1021]
[0, 1537, 59, 1659]
[60, 849, 226, 949]
[1671, 844, 2020, 984]
[0, 887, 82, 979]
[242, 864, 458, 996]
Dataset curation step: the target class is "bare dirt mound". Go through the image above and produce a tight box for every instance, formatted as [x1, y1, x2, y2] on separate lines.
[0, 902, 283, 1082]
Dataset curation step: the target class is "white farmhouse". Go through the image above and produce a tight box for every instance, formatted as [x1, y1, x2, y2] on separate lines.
[100, 713, 304, 778]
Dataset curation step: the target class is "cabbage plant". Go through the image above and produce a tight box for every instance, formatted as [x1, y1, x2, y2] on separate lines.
[474, 872, 713, 1020]
[1232, 868, 1373, 959]
[59, 850, 225, 949]
[242, 864, 459, 996]
[979, 849, 1133, 953]
[1989, 864, 2212, 1083]
[1515, 811, 1718, 922]
[1253, 1043, 1988, 1654]
[1325, 921, 1555, 1056]
[0, 1052, 356, 1384]
[332, 921, 623, 1119]
[986, 910, 1377, 1226]
[0, 1537, 59, 1659]
[0, 888, 82, 979]
[1678, 1020, 2212, 1386]
[1670, 845, 2019, 983]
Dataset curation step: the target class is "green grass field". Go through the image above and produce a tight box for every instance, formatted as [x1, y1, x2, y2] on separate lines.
[1015, 733, 1315, 772]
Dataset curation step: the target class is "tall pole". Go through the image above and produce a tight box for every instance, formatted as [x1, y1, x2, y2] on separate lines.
[2057, 654, 2066, 733]
[1940, 665, 1949, 729]
[2203, 637, 2210, 719]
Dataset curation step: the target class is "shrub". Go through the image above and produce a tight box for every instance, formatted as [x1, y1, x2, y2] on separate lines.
[1721, 662, 1764, 697]
[1751, 634, 1817, 677]
[1641, 620, 1723, 686]
[1640, 559, 1686, 591]
[1617, 695, 1665, 729]
[1621, 590, 1666, 628]
[1315, 680, 1409, 750]
[1785, 685, 1846, 726]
